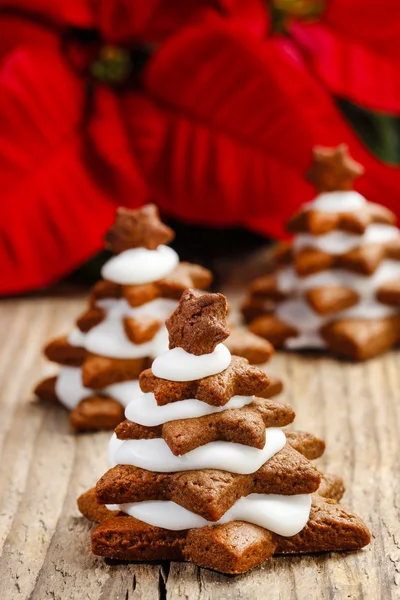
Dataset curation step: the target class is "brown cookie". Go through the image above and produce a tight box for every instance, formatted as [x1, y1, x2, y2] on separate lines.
[376, 279, 400, 307]
[82, 353, 150, 388]
[91, 280, 122, 301]
[224, 329, 274, 365]
[241, 297, 275, 324]
[76, 307, 106, 333]
[140, 356, 270, 407]
[288, 202, 395, 236]
[166, 289, 229, 355]
[105, 205, 174, 253]
[34, 376, 58, 404]
[276, 494, 370, 554]
[284, 430, 325, 460]
[44, 336, 86, 367]
[321, 316, 400, 361]
[85, 494, 370, 573]
[157, 262, 213, 298]
[249, 315, 298, 348]
[318, 473, 345, 502]
[306, 144, 364, 193]
[70, 396, 125, 432]
[306, 286, 359, 315]
[123, 316, 161, 344]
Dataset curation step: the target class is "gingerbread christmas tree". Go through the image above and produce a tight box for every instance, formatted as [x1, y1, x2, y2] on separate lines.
[78, 289, 369, 574]
[35, 205, 276, 431]
[242, 145, 400, 360]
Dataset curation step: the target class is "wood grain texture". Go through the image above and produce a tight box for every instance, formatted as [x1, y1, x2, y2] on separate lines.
[0, 259, 399, 599]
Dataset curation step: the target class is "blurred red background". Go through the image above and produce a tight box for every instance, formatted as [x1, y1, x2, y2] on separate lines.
[1, 0, 400, 294]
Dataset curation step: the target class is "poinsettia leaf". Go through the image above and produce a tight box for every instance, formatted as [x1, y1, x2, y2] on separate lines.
[336, 97, 400, 166]
[0, 48, 119, 294]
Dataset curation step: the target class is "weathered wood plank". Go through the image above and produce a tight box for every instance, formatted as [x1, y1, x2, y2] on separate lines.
[0, 273, 399, 599]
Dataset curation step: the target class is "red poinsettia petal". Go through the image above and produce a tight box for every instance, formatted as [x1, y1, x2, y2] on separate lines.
[0, 14, 58, 60]
[86, 85, 149, 208]
[290, 21, 400, 114]
[322, 0, 400, 64]
[134, 22, 400, 236]
[0, 0, 95, 28]
[0, 48, 119, 295]
[97, 0, 269, 45]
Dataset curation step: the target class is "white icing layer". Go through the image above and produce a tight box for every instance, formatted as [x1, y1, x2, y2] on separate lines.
[277, 296, 398, 350]
[152, 344, 231, 382]
[101, 246, 179, 285]
[108, 427, 286, 474]
[84, 298, 177, 358]
[294, 224, 400, 255]
[125, 393, 255, 426]
[55, 367, 92, 410]
[276, 257, 400, 349]
[68, 327, 87, 347]
[103, 380, 143, 408]
[108, 493, 311, 537]
[278, 260, 400, 297]
[305, 191, 366, 213]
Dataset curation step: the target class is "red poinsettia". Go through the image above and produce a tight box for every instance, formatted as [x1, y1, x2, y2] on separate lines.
[1, 0, 400, 294]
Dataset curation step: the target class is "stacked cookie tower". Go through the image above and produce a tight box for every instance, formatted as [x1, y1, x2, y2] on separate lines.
[35, 205, 275, 432]
[34, 205, 214, 431]
[243, 145, 400, 360]
[78, 289, 369, 574]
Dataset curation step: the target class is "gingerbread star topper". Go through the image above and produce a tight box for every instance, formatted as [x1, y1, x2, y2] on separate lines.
[306, 144, 364, 192]
[166, 289, 230, 356]
[105, 204, 175, 253]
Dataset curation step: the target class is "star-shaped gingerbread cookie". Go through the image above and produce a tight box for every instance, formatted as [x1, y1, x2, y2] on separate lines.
[166, 289, 229, 355]
[306, 144, 364, 192]
[140, 355, 271, 406]
[105, 204, 175, 253]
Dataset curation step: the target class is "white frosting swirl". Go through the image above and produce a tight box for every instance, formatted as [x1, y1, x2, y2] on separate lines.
[101, 246, 179, 285]
[84, 298, 177, 358]
[125, 393, 255, 427]
[108, 427, 286, 474]
[108, 493, 312, 537]
[55, 367, 93, 410]
[152, 344, 232, 382]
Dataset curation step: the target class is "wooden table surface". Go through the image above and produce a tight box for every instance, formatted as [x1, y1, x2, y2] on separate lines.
[0, 254, 399, 600]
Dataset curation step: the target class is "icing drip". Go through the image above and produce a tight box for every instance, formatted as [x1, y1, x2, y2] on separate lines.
[101, 245, 179, 285]
[107, 493, 312, 537]
[103, 380, 143, 408]
[304, 191, 366, 213]
[294, 224, 400, 255]
[108, 427, 286, 474]
[55, 367, 93, 410]
[152, 344, 232, 382]
[84, 298, 177, 358]
[125, 393, 255, 427]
